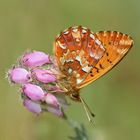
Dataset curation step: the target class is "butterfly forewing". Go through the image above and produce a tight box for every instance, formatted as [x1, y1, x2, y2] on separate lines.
[54, 26, 106, 86]
[78, 31, 133, 88]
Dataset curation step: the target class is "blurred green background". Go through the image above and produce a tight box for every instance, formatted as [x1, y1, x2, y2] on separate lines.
[0, 0, 140, 140]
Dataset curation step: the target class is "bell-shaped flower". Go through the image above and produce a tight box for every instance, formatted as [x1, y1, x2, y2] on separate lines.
[8, 68, 30, 84]
[45, 93, 59, 108]
[47, 106, 63, 117]
[23, 99, 42, 114]
[22, 51, 51, 67]
[32, 69, 56, 83]
[22, 83, 45, 101]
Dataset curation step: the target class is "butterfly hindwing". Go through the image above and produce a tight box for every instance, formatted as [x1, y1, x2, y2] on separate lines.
[78, 31, 133, 88]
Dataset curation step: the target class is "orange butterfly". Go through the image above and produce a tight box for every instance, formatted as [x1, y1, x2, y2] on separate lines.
[54, 26, 133, 121]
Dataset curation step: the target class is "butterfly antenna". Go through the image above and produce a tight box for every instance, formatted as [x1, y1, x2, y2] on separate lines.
[80, 97, 95, 123]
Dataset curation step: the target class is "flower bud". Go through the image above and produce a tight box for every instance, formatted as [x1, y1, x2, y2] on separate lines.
[9, 68, 30, 84]
[23, 99, 42, 114]
[23, 84, 45, 101]
[47, 106, 63, 117]
[47, 85, 64, 93]
[32, 69, 56, 83]
[47, 85, 60, 91]
[45, 93, 59, 108]
[22, 51, 50, 67]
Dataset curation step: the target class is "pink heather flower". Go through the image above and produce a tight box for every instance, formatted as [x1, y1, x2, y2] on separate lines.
[23, 83, 45, 101]
[23, 99, 42, 114]
[32, 69, 56, 83]
[47, 85, 60, 91]
[47, 85, 64, 93]
[8, 68, 30, 84]
[55, 94, 69, 109]
[7, 49, 70, 117]
[47, 106, 63, 117]
[22, 51, 50, 67]
[45, 93, 59, 108]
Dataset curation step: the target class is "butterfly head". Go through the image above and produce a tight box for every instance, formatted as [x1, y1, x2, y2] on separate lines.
[69, 90, 81, 102]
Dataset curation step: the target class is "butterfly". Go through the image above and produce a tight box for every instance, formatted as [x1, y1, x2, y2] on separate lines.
[54, 26, 133, 121]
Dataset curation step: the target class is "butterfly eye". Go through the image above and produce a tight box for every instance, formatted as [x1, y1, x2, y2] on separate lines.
[70, 92, 80, 101]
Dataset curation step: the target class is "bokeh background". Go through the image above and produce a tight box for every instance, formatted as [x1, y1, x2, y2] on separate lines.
[0, 0, 140, 140]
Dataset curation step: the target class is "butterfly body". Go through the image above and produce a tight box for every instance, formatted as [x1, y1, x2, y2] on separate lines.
[54, 26, 133, 102]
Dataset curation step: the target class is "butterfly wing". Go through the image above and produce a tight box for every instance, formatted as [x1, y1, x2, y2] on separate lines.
[54, 26, 133, 89]
[78, 31, 133, 88]
[54, 26, 106, 86]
